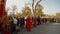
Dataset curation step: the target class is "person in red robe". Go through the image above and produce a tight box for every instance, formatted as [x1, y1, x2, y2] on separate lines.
[44, 18, 47, 24]
[33, 17, 37, 27]
[26, 15, 31, 31]
[2, 16, 11, 34]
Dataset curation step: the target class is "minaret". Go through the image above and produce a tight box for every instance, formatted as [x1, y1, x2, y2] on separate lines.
[0, 0, 6, 18]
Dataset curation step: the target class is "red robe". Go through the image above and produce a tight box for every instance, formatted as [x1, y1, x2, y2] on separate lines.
[2, 18, 11, 34]
[26, 17, 31, 31]
[33, 17, 37, 27]
[2, 31, 10, 34]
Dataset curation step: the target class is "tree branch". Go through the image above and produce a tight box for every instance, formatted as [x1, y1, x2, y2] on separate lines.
[35, 0, 42, 12]
[32, 0, 35, 16]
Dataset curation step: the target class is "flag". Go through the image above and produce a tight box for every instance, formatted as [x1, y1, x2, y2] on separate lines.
[0, 0, 6, 18]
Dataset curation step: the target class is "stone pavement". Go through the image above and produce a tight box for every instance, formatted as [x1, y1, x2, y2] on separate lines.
[1, 23, 60, 34]
[20, 23, 60, 34]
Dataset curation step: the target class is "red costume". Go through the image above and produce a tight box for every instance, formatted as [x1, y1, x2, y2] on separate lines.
[2, 31, 10, 34]
[26, 17, 31, 31]
[33, 17, 37, 27]
[2, 17, 11, 34]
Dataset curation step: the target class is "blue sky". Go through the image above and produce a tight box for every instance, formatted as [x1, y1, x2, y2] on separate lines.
[6, 0, 60, 15]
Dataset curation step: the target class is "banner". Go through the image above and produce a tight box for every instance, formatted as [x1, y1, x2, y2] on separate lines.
[0, 0, 6, 18]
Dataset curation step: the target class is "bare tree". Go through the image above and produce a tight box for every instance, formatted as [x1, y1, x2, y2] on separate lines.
[32, 0, 42, 16]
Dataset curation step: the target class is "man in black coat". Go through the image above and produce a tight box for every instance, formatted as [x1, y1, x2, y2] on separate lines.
[37, 16, 41, 25]
[22, 17, 25, 26]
